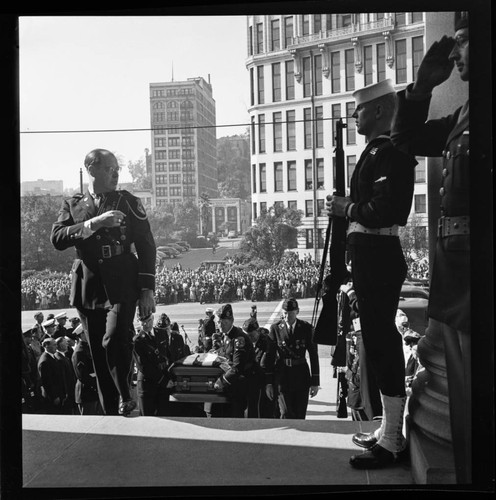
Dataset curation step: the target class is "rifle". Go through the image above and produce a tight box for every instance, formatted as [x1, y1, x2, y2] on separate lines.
[181, 325, 192, 345]
[312, 118, 348, 345]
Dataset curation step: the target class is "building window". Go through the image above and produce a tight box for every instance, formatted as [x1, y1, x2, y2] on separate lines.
[169, 174, 181, 184]
[274, 162, 283, 191]
[271, 19, 280, 51]
[257, 65, 265, 104]
[250, 68, 254, 106]
[346, 155, 356, 187]
[314, 14, 322, 33]
[156, 162, 167, 172]
[364, 45, 373, 86]
[259, 163, 266, 192]
[395, 13, 406, 26]
[415, 157, 426, 183]
[316, 158, 324, 188]
[272, 62, 281, 102]
[288, 200, 297, 210]
[305, 229, 314, 249]
[411, 12, 423, 23]
[331, 52, 341, 93]
[412, 36, 424, 81]
[305, 200, 314, 217]
[170, 187, 181, 196]
[249, 26, 253, 56]
[303, 108, 312, 149]
[396, 39, 407, 84]
[315, 106, 324, 148]
[153, 112, 165, 122]
[314, 54, 323, 95]
[303, 57, 311, 97]
[287, 161, 297, 191]
[415, 194, 426, 213]
[317, 199, 325, 217]
[346, 102, 356, 145]
[286, 110, 296, 150]
[155, 138, 166, 147]
[258, 114, 266, 153]
[273, 112, 283, 152]
[305, 159, 313, 189]
[168, 137, 179, 147]
[252, 164, 257, 192]
[260, 202, 267, 214]
[345, 49, 355, 91]
[285, 60, 295, 100]
[302, 15, 310, 35]
[256, 23, 263, 54]
[169, 162, 181, 172]
[284, 16, 293, 47]
[332, 103, 341, 147]
[156, 150, 167, 160]
[377, 43, 386, 82]
[253, 203, 258, 220]
[251, 116, 256, 154]
[169, 150, 180, 159]
[156, 174, 167, 184]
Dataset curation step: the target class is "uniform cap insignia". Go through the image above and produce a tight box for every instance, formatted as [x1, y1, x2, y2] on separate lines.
[370, 147, 379, 155]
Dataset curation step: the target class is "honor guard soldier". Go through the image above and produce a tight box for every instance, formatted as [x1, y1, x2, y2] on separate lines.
[391, 15, 471, 483]
[212, 304, 256, 417]
[264, 298, 320, 419]
[327, 79, 416, 468]
[133, 313, 173, 416]
[51, 148, 156, 417]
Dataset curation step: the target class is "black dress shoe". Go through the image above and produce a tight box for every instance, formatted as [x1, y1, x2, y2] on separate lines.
[352, 431, 378, 449]
[118, 398, 137, 417]
[349, 443, 409, 469]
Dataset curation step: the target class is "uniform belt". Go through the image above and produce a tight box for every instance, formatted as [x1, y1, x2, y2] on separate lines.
[101, 244, 130, 259]
[283, 358, 306, 367]
[438, 216, 470, 238]
[347, 221, 399, 237]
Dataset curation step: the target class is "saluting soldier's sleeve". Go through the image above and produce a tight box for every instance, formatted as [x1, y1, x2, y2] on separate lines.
[125, 194, 156, 291]
[51, 197, 87, 251]
[306, 322, 320, 387]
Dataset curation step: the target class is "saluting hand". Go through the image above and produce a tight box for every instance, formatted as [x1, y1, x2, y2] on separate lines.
[413, 36, 455, 94]
[91, 210, 126, 230]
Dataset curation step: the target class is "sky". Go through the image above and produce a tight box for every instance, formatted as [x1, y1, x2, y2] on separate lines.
[19, 15, 251, 189]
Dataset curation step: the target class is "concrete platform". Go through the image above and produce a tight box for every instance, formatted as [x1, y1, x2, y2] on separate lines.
[22, 415, 413, 489]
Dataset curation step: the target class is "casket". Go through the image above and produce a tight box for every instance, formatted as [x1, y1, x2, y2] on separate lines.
[168, 352, 230, 403]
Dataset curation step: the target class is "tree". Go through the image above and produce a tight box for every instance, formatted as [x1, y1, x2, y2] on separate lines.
[147, 205, 175, 244]
[21, 195, 74, 272]
[127, 157, 152, 190]
[239, 204, 303, 265]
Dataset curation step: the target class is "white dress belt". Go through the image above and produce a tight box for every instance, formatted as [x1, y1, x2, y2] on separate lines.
[347, 221, 399, 237]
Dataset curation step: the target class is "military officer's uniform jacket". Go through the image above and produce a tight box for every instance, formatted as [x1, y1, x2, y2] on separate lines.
[51, 190, 156, 309]
[265, 319, 320, 390]
[133, 327, 171, 386]
[71, 340, 99, 404]
[219, 326, 256, 387]
[392, 86, 470, 333]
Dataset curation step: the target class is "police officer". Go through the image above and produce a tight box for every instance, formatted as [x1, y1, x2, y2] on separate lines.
[213, 304, 256, 417]
[327, 79, 416, 468]
[132, 313, 172, 416]
[51, 148, 156, 417]
[391, 16, 470, 483]
[264, 298, 320, 419]
[53, 312, 69, 339]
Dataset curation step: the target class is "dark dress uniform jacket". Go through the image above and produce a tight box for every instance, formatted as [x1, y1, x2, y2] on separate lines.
[221, 326, 256, 386]
[392, 88, 469, 333]
[72, 341, 99, 404]
[50, 190, 156, 309]
[133, 328, 171, 386]
[265, 319, 320, 390]
[38, 352, 66, 405]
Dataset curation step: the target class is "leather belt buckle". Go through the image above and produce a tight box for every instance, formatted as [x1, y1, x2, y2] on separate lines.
[284, 359, 293, 367]
[102, 245, 111, 258]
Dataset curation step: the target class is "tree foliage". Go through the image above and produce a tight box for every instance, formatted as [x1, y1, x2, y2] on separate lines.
[239, 204, 303, 265]
[127, 157, 152, 190]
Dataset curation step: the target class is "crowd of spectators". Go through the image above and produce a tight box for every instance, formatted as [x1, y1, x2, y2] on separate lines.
[22, 252, 429, 310]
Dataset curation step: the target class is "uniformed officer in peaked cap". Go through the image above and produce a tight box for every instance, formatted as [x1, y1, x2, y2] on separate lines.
[264, 297, 320, 420]
[391, 13, 471, 483]
[327, 78, 417, 469]
[51, 148, 156, 417]
[212, 303, 256, 417]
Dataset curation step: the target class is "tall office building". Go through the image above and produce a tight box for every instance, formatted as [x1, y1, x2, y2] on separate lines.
[246, 13, 427, 260]
[149, 76, 218, 207]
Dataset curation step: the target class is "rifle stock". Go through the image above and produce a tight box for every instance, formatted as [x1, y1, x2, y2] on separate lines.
[313, 119, 348, 346]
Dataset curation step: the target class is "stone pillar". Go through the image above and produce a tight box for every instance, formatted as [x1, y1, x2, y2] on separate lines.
[406, 11, 468, 484]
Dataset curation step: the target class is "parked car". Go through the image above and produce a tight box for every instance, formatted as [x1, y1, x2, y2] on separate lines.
[157, 246, 180, 258]
[398, 282, 429, 335]
[174, 241, 191, 251]
[167, 243, 187, 253]
[227, 230, 237, 239]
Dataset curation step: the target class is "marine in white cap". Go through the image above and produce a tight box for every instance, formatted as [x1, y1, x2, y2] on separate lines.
[326, 76, 417, 470]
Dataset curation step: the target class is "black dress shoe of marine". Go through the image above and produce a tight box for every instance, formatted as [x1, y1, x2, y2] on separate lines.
[352, 432, 378, 449]
[118, 398, 137, 417]
[349, 443, 408, 469]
